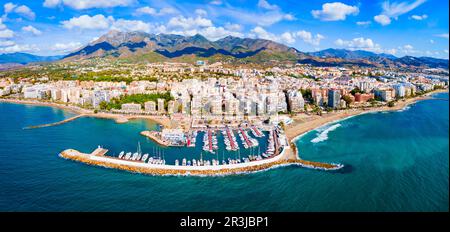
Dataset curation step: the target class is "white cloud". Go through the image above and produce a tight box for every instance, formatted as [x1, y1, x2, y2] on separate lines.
[0, 43, 39, 53]
[280, 32, 295, 44]
[249, 26, 279, 41]
[224, 23, 242, 31]
[134, 7, 156, 16]
[434, 33, 449, 39]
[134, 6, 177, 16]
[4, 2, 17, 13]
[374, 0, 427, 25]
[356, 21, 371, 26]
[51, 42, 82, 52]
[398, 44, 417, 54]
[294, 30, 324, 46]
[209, 0, 222, 5]
[0, 28, 14, 38]
[258, 0, 279, 11]
[311, 2, 359, 21]
[410, 14, 428, 20]
[168, 16, 213, 30]
[44, 0, 135, 10]
[61, 14, 113, 30]
[381, 0, 426, 18]
[13, 5, 35, 20]
[199, 26, 244, 41]
[335, 37, 383, 52]
[111, 19, 154, 33]
[195, 9, 208, 16]
[3, 3, 36, 20]
[43, 0, 60, 8]
[165, 15, 243, 40]
[374, 14, 391, 26]
[0, 40, 15, 47]
[22, 25, 42, 36]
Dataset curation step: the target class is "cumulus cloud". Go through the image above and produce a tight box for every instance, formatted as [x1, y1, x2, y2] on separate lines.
[374, 14, 391, 26]
[0, 29, 14, 38]
[294, 31, 325, 46]
[258, 0, 279, 11]
[22, 25, 42, 35]
[61, 14, 113, 30]
[168, 16, 213, 30]
[410, 14, 428, 20]
[0, 43, 39, 53]
[335, 37, 382, 52]
[51, 42, 82, 52]
[249, 27, 324, 46]
[2, 3, 36, 20]
[374, 0, 426, 25]
[3, 2, 17, 14]
[249, 26, 279, 42]
[280, 32, 295, 44]
[43, 0, 135, 10]
[165, 15, 243, 40]
[311, 2, 359, 21]
[134, 6, 177, 16]
[0, 40, 15, 47]
[224, 23, 242, 31]
[0, 18, 13, 38]
[111, 19, 159, 33]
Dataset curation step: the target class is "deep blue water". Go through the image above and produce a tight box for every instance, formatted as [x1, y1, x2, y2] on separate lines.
[0, 92, 448, 211]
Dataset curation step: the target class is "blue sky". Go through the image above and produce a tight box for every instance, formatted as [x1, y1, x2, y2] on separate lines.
[0, 0, 448, 58]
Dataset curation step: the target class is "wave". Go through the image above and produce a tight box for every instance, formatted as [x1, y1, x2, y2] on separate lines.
[311, 123, 341, 143]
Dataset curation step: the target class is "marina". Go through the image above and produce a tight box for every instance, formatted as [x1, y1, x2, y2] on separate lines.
[59, 125, 344, 175]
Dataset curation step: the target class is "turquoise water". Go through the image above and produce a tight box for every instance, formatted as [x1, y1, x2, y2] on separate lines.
[0, 92, 448, 211]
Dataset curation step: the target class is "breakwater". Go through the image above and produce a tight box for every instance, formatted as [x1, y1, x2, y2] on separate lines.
[24, 114, 85, 129]
[59, 147, 343, 176]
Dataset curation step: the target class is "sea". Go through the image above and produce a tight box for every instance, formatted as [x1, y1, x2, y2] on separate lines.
[0, 92, 448, 212]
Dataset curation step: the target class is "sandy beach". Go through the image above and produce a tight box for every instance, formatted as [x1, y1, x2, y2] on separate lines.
[285, 89, 448, 143]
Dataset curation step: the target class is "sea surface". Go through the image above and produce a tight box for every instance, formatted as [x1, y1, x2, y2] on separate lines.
[0, 92, 448, 211]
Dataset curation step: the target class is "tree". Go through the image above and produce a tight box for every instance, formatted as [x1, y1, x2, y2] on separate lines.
[387, 101, 395, 107]
[99, 101, 108, 110]
[342, 95, 353, 108]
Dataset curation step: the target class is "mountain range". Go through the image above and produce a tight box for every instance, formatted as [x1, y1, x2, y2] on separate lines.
[0, 52, 62, 65]
[1, 30, 448, 69]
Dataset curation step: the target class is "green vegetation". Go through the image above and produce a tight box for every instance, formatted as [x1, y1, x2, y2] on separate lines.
[103, 92, 174, 110]
[342, 95, 353, 108]
[290, 74, 315, 79]
[300, 88, 313, 102]
[387, 101, 395, 107]
[350, 87, 364, 95]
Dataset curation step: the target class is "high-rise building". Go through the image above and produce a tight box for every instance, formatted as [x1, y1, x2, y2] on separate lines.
[328, 89, 341, 109]
[157, 98, 165, 113]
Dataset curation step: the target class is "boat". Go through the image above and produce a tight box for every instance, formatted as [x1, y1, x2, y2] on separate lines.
[118, 151, 125, 159]
[141, 153, 148, 162]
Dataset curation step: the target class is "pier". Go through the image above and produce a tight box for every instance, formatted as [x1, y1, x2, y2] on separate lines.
[24, 114, 85, 129]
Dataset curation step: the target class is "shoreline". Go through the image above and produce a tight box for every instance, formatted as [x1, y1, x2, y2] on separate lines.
[0, 98, 172, 128]
[286, 89, 448, 145]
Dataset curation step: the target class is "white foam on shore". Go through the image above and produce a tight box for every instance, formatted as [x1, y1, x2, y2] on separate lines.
[310, 123, 341, 143]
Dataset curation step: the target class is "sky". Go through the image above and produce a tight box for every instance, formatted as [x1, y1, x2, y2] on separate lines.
[0, 0, 448, 58]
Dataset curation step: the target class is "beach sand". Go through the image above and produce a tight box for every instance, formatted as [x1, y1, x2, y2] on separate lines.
[285, 89, 448, 143]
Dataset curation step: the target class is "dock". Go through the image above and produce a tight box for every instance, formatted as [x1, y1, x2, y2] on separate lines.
[24, 114, 85, 129]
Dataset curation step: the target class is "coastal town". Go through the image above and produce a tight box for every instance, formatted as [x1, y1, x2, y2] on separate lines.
[0, 61, 448, 175]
